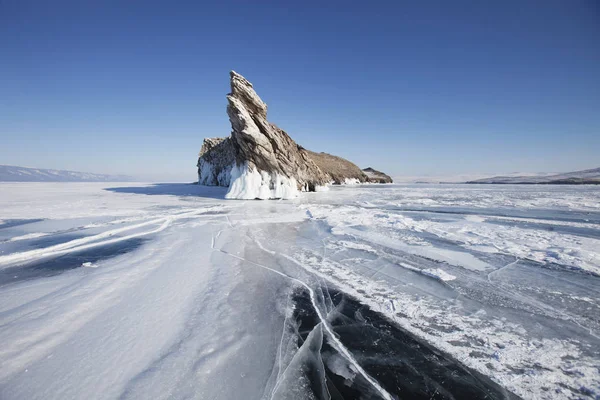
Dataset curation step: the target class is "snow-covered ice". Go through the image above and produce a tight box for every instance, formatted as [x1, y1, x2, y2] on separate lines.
[0, 182, 599, 399]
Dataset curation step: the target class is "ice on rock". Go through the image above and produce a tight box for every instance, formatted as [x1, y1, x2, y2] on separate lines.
[225, 163, 299, 200]
[342, 178, 361, 185]
[196, 137, 235, 186]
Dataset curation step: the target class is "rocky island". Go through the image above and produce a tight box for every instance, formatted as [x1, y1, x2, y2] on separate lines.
[197, 71, 392, 199]
[362, 167, 393, 183]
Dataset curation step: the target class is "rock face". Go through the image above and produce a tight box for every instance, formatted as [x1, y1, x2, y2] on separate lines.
[198, 71, 328, 199]
[197, 71, 392, 199]
[306, 151, 369, 184]
[363, 167, 393, 183]
[197, 137, 235, 187]
[226, 72, 330, 194]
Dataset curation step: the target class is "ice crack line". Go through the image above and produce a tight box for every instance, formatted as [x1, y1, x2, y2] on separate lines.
[214, 246, 394, 400]
[487, 257, 519, 283]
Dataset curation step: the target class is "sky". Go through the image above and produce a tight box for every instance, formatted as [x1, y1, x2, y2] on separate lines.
[1, 0, 599, 181]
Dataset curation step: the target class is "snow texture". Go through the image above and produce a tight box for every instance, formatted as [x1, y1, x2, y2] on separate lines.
[0, 182, 599, 399]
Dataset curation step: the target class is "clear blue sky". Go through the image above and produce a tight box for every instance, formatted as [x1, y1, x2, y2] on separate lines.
[1, 0, 599, 181]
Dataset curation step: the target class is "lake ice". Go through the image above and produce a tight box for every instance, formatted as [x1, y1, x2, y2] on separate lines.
[0, 182, 598, 399]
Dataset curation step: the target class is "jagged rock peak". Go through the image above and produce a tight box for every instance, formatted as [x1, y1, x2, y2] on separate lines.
[197, 71, 328, 199]
[226, 71, 328, 192]
[197, 71, 394, 199]
[229, 70, 267, 119]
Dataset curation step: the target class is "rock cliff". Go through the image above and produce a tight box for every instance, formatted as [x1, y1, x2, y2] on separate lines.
[197, 71, 392, 199]
[197, 137, 235, 187]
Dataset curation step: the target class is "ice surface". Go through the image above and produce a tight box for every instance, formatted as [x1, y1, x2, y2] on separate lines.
[6, 232, 49, 242]
[0, 182, 599, 399]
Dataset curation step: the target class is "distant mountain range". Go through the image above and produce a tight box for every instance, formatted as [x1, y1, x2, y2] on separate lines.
[466, 167, 600, 184]
[392, 172, 555, 184]
[0, 165, 134, 182]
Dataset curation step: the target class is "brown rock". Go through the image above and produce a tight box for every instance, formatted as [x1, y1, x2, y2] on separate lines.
[197, 71, 394, 198]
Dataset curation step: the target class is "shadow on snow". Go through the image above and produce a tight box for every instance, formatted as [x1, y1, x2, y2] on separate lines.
[104, 183, 228, 200]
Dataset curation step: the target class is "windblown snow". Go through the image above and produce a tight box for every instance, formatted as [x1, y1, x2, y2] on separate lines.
[0, 182, 599, 399]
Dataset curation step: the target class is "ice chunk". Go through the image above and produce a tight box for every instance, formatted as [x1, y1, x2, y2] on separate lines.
[421, 268, 456, 281]
[81, 262, 97, 268]
[324, 352, 357, 381]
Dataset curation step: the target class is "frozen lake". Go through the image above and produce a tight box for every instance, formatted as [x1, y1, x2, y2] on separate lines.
[0, 182, 598, 399]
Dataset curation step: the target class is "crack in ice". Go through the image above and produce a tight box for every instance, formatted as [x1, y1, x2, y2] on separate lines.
[213, 244, 394, 400]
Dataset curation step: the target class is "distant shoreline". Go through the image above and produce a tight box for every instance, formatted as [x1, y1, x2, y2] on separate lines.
[465, 180, 600, 185]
